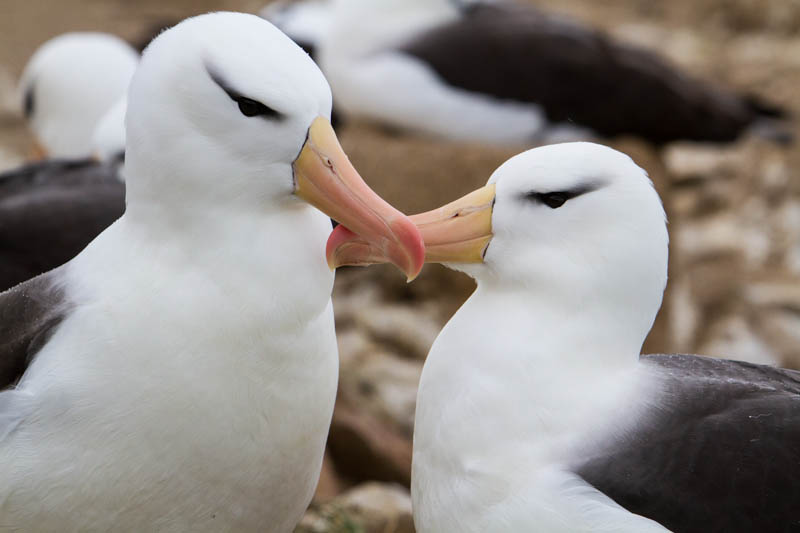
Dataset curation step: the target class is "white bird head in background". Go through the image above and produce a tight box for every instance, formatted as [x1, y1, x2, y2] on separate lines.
[18, 32, 139, 159]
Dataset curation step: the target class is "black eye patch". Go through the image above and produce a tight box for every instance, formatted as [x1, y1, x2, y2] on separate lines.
[524, 182, 602, 209]
[207, 66, 283, 120]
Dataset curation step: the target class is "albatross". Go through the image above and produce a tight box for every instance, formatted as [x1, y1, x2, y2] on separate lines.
[327, 142, 800, 532]
[318, 0, 790, 145]
[18, 32, 139, 159]
[0, 12, 423, 531]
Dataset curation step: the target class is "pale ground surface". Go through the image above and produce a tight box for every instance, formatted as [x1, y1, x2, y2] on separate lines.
[1, 1, 800, 531]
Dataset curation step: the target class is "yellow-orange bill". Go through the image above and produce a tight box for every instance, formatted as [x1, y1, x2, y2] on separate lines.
[326, 183, 495, 269]
[293, 117, 425, 280]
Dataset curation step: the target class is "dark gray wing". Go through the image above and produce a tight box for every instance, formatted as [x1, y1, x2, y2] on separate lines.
[577, 354, 800, 532]
[0, 268, 69, 390]
[0, 158, 125, 292]
[399, 3, 789, 144]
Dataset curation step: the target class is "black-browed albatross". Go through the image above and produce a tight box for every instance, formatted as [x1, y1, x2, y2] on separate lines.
[327, 142, 800, 532]
[318, 0, 790, 145]
[18, 32, 139, 159]
[0, 12, 423, 531]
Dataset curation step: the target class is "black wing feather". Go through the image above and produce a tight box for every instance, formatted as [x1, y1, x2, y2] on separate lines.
[0, 158, 125, 292]
[577, 354, 800, 532]
[400, 3, 786, 144]
[0, 269, 69, 390]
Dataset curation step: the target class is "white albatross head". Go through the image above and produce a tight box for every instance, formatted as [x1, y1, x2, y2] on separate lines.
[329, 142, 669, 340]
[91, 96, 128, 166]
[18, 32, 139, 159]
[123, 12, 423, 279]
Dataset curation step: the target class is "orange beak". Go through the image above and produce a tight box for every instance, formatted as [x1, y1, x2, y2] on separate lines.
[327, 183, 495, 270]
[293, 117, 425, 280]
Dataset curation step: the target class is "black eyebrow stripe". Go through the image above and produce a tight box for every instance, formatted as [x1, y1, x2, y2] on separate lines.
[207, 66, 243, 101]
[205, 63, 283, 119]
[523, 181, 605, 202]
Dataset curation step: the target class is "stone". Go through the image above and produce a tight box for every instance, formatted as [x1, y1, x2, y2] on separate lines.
[327, 400, 413, 487]
[339, 348, 422, 436]
[677, 213, 770, 268]
[754, 309, 800, 369]
[313, 451, 349, 504]
[295, 483, 414, 533]
[663, 144, 745, 184]
[698, 314, 781, 366]
[0, 67, 20, 121]
[353, 304, 441, 361]
[743, 279, 800, 310]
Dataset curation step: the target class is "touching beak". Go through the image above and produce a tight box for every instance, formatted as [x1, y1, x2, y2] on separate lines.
[293, 116, 425, 280]
[327, 183, 495, 269]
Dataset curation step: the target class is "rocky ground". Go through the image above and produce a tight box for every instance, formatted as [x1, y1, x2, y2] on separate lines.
[1, 0, 799, 531]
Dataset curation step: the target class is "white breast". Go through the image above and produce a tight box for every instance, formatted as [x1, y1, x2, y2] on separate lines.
[411, 289, 668, 532]
[0, 207, 338, 532]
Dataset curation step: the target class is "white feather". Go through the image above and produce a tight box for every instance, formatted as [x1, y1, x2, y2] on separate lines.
[411, 143, 672, 531]
[2, 13, 338, 531]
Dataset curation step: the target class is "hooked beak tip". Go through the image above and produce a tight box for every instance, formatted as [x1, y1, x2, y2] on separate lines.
[389, 216, 425, 281]
[325, 220, 425, 281]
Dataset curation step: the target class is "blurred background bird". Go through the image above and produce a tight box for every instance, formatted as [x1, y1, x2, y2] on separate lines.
[1, 0, 799, 531]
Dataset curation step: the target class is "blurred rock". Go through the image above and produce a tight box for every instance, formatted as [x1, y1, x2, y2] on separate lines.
[295, 483, 414, 533]
[755, 309, 800, 369]
[663, 144, 746, 184]
[339, 348, 422, 436]
[334, 264, 475, 326]
[0, 147, 23, 173]
[772, 201, 800, 274]
[677, 212, 770, 268]
[335, 329, 376, 368]
[339, 120, 519, 215]
[705, 0, 800, 34]
[698, 314, 781, 366]
[0, 67, 19, 121]
[314, 452, 348, 504]
[327, 400, 412, 487]
[744, 279, 800, 309]
[352, 304, 440, 361]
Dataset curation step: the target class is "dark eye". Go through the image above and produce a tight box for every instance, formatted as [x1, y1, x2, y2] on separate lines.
[235, 96, 279, 118]
[530, 192, 568, 209]
[524, 183, 602, 209]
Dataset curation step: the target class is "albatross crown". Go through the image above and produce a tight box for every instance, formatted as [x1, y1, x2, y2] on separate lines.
[125, 12, 332, 208]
